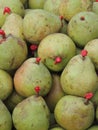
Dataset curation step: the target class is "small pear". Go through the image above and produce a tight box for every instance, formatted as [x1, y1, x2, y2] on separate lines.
[45, 73, 65, 112]
[12, 94, 50, 130]
[60, 50, 98, 97]
[2, 13, 24, 39]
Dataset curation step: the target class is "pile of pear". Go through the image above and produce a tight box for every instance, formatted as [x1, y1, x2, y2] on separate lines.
[1, 0, 98, 130]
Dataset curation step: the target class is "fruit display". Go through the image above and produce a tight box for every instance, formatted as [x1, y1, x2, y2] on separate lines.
[1, 0, 98, 130]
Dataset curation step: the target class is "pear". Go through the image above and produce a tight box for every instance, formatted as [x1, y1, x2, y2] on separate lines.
[54, 95, 95, 130]
[59, 0, 93, 21]
[0, 0, 25, 17]
[4, 89, 25, 112]
[0, 33, 28, 71]
[92, 2, 98, 15]
[38, 33, 76, 72]
[12, 95, 50, 130]
[14, 57, 52, 97]
[50, 127, 65, 130]
[45, 73, 65, 112]
[2, 13, 24, 39]
[0, 100, 12, 130]
[28, 0, 46, 9]
[23, 9, 61, 44]
[67, 11, 98, 48]
[60, 50, 98, 97]
[0, 69, 13, 100]
[84, 39, 98, 71]
[87, 125, 98, 130]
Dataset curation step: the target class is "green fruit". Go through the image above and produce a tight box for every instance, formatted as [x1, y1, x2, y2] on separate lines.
[14, 58, 52, 97]
[60, 54, 98, 97]
[0, 100, 12, 130]
[4, 89, 25, 112]
[2, 13, 24, 39]
[28, 0, 46, 9]
[92, 2, 98, 15]
[12, 95, 50, 130]
[0, 0, 25, 17]
[38, 33, 76, 72]
[0, 34, 28, 71]
[67, 11, 98, 48]
[54, 95, 95, 130]
[23, 9, 61, 43]
[87, 125, 98, 130]
[0, 69, 13, 100]
[59, 0, 93, 21]
[84, 39, 98, 70]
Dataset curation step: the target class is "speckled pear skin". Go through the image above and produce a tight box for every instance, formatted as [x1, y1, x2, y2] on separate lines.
[12, 95, 50, 130]
[23, 9, 62, 43]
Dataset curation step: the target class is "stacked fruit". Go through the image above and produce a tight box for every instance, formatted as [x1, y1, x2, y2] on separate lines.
[0, 0, 98, 130]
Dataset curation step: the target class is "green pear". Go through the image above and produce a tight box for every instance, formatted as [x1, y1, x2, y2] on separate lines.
[59, 0, 93, 21]
[43, 0, 62, 15]
[12, 95, 50, 130]
[2, 13, 24, 39]
[23, 9, 61, 44]
[0, 0, 25, 17]
[14, 57, 52, 97]
[4, 89, 25, 112]
[38, 33, 76, 72]
[45, 73, 65, 112]
[28, 0, 46, 9]
[0, 100, 12, 130]
[60, 52, 98, 97]
[84, 39, 98, 71]
[54, 95, 95, 130]
[0, 33, 28, 71]
[92, 2, 98, 15]
[67, 11, 98, 48]
[50, 127, 65, 130]
[87, 125, 98, 130]
[0, 69, 13, 100]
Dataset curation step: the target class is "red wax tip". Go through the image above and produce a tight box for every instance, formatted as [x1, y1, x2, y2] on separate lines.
[3, 7, 11, 14]
[81, 50, 88, 57]
[84, 92, 93, 100]
[80, 16, 85, 20]
[96, 0, 98, 2]
[54, 56, 62, 64]
[59, 15, 64, 20]
[30, 44, 38, 51]
[34, 86, 40, 93]
[0, 29, 5, 38]
[36, 57, 41, 63]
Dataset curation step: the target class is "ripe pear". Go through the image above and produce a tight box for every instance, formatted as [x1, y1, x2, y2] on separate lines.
[84, 39, 98, 71]
[0, 69, 13, 100]
[0, 0, 25, 17]
[60, 51, 98, 97]
[87, 125, 98, 130]
[45, 73, 65, 112]
[54, 95, 95, 130]
[38, 33, 76, 72]
[0, 100, 12, 130]
[23, 9, 61, 43]
[14, 57, 52, 97]
[2, 13, 24, 39]
[59, 0, 93, 21]
[67, 11, 98, 48]
[28, 0, 46, 9]
[0, 33, 28, 71]
[12, 95, 50, 130]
